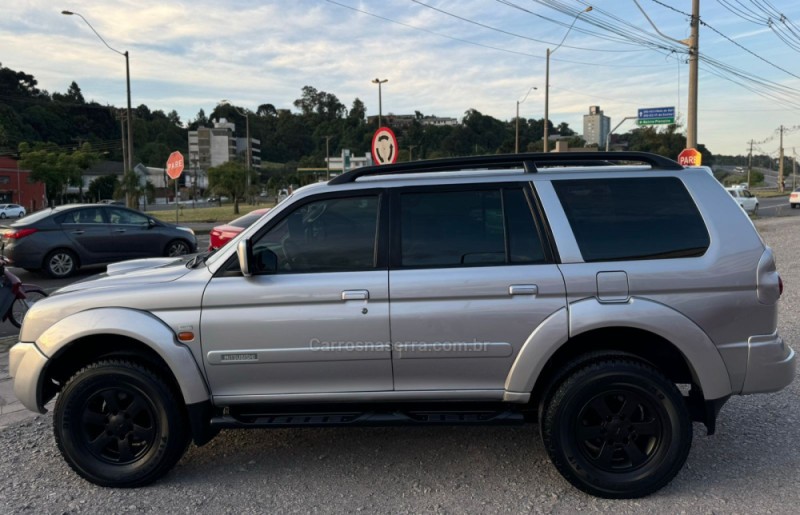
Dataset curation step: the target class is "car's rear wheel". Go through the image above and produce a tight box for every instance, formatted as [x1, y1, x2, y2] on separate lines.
[165, 239, 191, 257]
[541, 359, 692, 499]
[54, 360, 189, 487]
[44, 249, 78, 278]
[0, 213, 6, 219]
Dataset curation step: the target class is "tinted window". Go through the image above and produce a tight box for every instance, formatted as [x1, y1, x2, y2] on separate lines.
[504, 189, 546, 264]
[252, 195, 379, 273]
[553, 177, 709, 262]
[58, 208, 105, 224]
[108, 208, 148, 225]
[398, 188, 546, 268]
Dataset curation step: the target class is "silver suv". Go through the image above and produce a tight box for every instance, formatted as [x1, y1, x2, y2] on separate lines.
[9, 152, 795, 498]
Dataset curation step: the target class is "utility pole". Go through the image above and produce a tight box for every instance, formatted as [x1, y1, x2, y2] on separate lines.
[793, 147, 797, 189]
[687, 0, 700, 149]
[747, 139, 754, 187]
[324, 135, 332, 180]
[779, 125, 785, 192]
[634, 0, 700, 148]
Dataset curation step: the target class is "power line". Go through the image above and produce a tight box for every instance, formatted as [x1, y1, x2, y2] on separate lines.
[409, 0, 644, 52]
[649, 0, 800, 79]
[325, 0, 666, 68]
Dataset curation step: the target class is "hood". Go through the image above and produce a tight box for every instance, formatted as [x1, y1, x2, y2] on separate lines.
[56, 256, 193, 294]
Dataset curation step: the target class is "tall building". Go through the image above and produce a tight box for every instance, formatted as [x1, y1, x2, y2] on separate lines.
[188, 118, 260, 189]
[583, 106, 610, 148]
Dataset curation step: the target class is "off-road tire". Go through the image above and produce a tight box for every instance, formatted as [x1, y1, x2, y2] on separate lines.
[541, 359, 692, 499]
[54, 360, 189, 487]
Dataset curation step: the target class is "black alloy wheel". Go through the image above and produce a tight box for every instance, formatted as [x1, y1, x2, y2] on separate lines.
[54, 360, 189, 487]
[541, 359, 692, 499]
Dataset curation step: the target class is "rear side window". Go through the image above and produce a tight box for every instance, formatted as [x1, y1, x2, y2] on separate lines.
[397, 187, 546, 268]
[553, 177, 709, 262]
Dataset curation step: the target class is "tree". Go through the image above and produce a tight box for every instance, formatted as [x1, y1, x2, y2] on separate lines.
[87, 174, 119, 202]
[207, 161, 256, 214]
[18, 141, 98, 205]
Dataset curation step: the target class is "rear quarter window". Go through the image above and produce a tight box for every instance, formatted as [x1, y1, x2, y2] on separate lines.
[552, 177, 710, 262]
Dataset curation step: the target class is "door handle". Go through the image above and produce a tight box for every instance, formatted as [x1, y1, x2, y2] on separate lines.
[113, 229, 127, 233]
[341, 289, 369, 301]
[509, 284, 538, 296]
[70, 230, 85, 235]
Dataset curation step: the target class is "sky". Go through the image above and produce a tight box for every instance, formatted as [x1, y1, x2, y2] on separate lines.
[2, 0, 800, 157]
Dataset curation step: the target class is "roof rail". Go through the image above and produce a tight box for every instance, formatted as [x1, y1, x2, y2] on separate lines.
[328, 151, 684, 185]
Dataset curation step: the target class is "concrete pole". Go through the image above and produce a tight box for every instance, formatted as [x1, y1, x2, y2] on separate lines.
[125, 51, 133, 176]
[686, 0, 700, 149]
[779, 125, 785, 192]
[544, 48, 551, 153]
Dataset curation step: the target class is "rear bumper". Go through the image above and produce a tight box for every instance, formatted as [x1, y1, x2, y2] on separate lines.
[9, 342, 48, 413]
[741, 332, 796, 394]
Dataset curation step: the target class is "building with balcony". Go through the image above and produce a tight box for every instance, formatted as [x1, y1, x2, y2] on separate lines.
[188, 118, 260, 190]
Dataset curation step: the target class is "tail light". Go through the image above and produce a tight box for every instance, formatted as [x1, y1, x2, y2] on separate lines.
[4, 228, 38, 240]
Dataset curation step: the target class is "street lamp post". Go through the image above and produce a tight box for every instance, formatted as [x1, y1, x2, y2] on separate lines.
[371, 78, 388, 127]
[62, 11, 132, 175]
[515, 86, 537, 154]
[543, 6, 592, 153]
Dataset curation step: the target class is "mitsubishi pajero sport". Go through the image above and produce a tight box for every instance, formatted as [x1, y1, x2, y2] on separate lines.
[9, 152, 795, 498]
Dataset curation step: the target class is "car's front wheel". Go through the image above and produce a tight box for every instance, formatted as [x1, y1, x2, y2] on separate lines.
[165, 239, 191, 257]
[54, 360, 189, 487]
[44, 249, 78, 278]
[541, 359, 692, 499]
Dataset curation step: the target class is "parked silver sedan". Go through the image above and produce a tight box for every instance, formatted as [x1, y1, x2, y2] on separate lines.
[0, 204, 197, 277]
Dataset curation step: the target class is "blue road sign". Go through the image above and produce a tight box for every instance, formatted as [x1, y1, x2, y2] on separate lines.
[637, 106, 675, 125]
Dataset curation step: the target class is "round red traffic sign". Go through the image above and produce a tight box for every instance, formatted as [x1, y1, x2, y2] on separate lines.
[371, 127, 398, 165]
[166, 151, 185, 179]
[677, 148, 702, 167]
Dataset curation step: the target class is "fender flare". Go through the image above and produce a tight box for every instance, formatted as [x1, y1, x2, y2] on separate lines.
[36, 307, 210, 406]
[504, 297, 733, 400]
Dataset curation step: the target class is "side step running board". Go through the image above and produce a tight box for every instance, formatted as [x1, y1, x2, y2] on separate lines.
[210, 410, 525, 429]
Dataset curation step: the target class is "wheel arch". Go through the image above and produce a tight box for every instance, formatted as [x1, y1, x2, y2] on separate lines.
[36, 308, 210, 410]
[505, 298, 733, 403]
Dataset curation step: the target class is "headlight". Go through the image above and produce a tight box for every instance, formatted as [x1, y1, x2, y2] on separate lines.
[177, 226, 195, 236]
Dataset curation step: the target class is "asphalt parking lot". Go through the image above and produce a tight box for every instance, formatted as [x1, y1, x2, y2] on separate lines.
[0, 217, 798, 513]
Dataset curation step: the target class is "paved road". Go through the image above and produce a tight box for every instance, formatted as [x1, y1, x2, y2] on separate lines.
[758, 196, 798, 218]
[0, 219, 798, 513]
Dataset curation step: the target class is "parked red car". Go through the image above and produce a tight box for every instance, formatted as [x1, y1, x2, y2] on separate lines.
[208, 208, 270, 251]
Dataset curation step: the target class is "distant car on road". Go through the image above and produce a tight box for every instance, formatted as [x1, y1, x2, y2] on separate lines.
[726, 187, 759, 214]
[206, 196, 229, 203]
[0, 204, 197, 278]
[791, 188, 800, 209]
[0, 204, 26, 218]
[208, 208, 270, 251]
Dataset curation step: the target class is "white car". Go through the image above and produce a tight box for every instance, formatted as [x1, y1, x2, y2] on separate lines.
[790, 188, 800, 209]
[726, 187, 759, 214]
[0, 203, 26, 218]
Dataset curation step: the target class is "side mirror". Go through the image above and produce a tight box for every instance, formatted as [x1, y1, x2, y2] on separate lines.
[237, 239, 254, 277]
[148, 218, 157, 228]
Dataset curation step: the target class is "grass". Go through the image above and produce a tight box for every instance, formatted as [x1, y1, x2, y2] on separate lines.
[145, 202, 274, 223]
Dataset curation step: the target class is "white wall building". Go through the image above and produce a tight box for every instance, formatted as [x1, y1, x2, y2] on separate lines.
[583, 106, 611, 148]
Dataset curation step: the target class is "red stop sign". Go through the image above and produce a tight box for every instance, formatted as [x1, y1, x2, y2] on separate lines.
[677, 148, 702, 167]
[166, 151, 185, 179]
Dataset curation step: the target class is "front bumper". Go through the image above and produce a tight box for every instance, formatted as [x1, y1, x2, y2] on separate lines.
[741, 332, 796, 394]
[8, 342, 49, 413]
